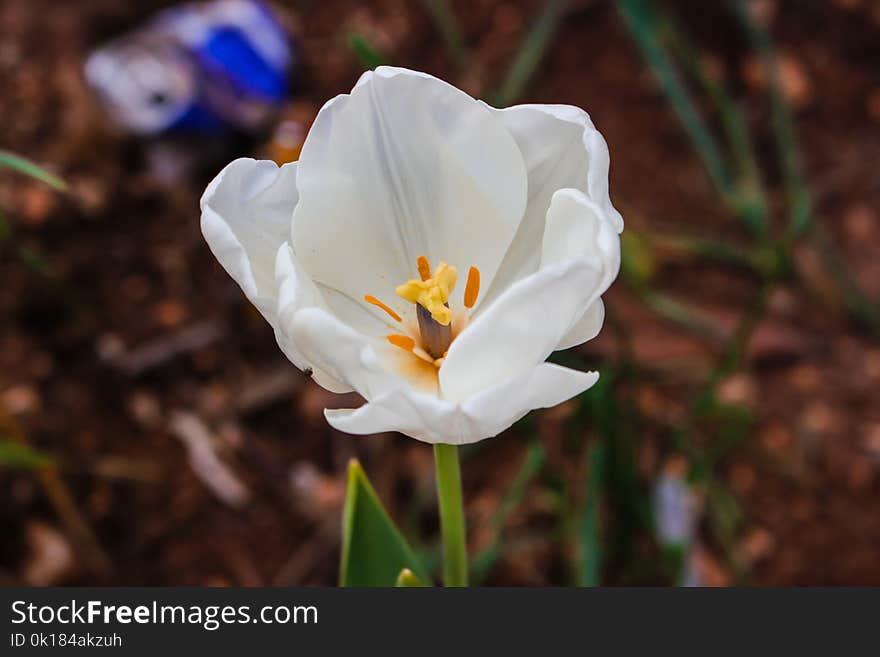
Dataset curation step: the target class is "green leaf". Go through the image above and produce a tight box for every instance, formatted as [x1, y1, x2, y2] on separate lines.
[340, 459, 431, 586]
[394, 568, 428, 587]
[0, 150, 67, 191]
[0, 438, 52, 469]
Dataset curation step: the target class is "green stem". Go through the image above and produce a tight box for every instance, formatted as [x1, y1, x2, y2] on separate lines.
[433, 443, 468, 586]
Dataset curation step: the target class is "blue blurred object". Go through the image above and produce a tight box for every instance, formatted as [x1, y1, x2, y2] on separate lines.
[85, 0, 292, 135]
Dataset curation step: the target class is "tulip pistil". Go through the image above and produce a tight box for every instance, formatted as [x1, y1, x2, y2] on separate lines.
[396, 261, 457, 326]
[381, 257, 477, 366]
[417, 303, 452, 359]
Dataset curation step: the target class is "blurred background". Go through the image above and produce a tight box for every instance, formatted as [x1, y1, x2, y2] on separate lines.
[1, 0, 879, 586]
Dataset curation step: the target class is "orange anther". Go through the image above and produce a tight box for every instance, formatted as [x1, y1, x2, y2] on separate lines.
[464, 266, 481, 309]
[387, 334, 415, 352]
[417, 255, 431, 282]
[365, 295, 402, 322]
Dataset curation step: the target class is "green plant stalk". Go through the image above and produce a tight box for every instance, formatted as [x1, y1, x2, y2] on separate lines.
[578, 440, 605, 586]
[728, 0, 811, 238]
[616, 0, 734, 208]
[471, 442, 545, 584]
[433, 443, 468, 586]
[0, 150, 67, 190]
[0, 436, 53, 469]
[348, 34, 387, 70]
[493, 0, 567, 106]
[418, 0, 470, 70]
[648, 233, 761, 270]
[636, 285, 728, 344]
[661, 17, 769, 235]
[811, 227, 880, 333]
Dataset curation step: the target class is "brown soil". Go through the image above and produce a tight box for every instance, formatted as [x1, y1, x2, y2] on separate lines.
[1, 0, 878, 585]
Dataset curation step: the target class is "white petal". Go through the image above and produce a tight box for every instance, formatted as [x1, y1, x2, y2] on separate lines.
[541, 189, 619, 269]
[274, 244, 353, 393]
[558, 298, 605, 351]
[289, 306, 404, 401]
[292, 66, 527, 314]
[200, 157, 297, 322]
[325, 362, 598, 444]
[463, 363, 599, 441]
[439, 257, 605, 403]
[315, 283, 407, 338]
[482, 103, 623, 303]
[325, 388, 453, 444]
[277, 244, 402, 357]
[541, 188, 620, 350]
[311, 367, 354, 394]
[200, 159, 351, 393]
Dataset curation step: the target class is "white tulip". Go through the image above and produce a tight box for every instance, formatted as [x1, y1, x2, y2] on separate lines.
[201, 66, 622, 445]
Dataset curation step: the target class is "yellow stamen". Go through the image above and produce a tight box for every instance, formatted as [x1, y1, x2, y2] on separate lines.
[387, 334, 415, 352]
[464, 266, 480, 309]
[396, 261, 458, 326]
[417, 255, 431, 282]
[364, 295, 402, 322]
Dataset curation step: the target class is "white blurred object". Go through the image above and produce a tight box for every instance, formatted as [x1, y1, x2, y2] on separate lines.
[170, 410, 251, 508]
[653, 470, 701, 547]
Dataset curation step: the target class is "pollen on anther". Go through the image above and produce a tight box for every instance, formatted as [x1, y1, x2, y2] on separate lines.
[417, 255, 431, 282]
[365, 295, 402, 322]
[464, 266, 481, 309]
[387, 334, 415, 352]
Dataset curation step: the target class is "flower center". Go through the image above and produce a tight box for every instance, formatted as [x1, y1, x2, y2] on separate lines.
[396, 259, 456, 360]
[396, 258, 457, 326]
[362, 256, 481, 369]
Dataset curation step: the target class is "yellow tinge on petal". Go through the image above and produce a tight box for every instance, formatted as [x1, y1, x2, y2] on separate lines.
[396, 261, 458, 326]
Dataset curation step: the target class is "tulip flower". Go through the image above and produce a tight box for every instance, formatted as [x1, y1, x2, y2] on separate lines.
[201, 66, 622, 585]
